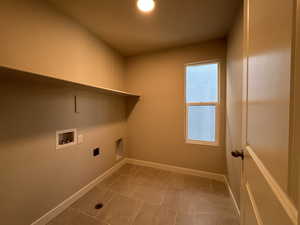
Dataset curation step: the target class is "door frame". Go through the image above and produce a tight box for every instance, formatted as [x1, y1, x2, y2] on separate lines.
[239, 0, 250, 223]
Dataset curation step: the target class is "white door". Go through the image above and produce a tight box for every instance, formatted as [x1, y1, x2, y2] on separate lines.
[240, 0, 298, 224]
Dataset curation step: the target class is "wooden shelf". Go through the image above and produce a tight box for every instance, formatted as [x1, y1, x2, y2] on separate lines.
[0, 66, 140, 97]
[86, 86, 139, 97]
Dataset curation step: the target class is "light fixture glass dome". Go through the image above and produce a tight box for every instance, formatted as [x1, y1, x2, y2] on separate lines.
[137, 0, 155, 12]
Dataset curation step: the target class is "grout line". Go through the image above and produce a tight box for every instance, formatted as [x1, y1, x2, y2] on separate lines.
[67, 206, 104, 224]
[173, 210, 178, 225]
[159, 188, 167, 206]
[75, 208, 98, 220]
[129, 199, 144, 225]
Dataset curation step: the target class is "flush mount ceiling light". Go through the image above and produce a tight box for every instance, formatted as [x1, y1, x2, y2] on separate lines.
[137, 0, 155, 13]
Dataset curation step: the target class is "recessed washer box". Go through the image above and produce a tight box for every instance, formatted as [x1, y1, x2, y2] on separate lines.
[56, 128, 77, 149]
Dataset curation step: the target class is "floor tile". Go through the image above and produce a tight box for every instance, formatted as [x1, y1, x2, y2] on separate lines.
[175, 212, 195, 225]
[162, 187, 187, 213]
[175, 212, 219, 225]
[115, 164, 140, 176]
[167, 172, 186, 189]
[49, 208, 106, 225]
[133, 203, 176, 225]
[218, 214, 240, 225]
[132, 183, 166, 205]
[183, 175, 213, 192]
[134, 166, 169, 188]
[195, 213, 219, 225]
[97, 173, 120, 189]
[96, 193, 143, 225]
[109, 175, 139, 197]
[200, 192, 236, 216]
[163, 186, 216, 214]
[71, 186, 114, 217]
[211, 180, 230, 197]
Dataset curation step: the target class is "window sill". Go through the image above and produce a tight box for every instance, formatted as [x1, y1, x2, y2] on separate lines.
[185, 139, 220, 147]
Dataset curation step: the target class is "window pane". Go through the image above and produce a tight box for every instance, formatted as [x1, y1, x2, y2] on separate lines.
[186, 63, 218, 103]
[187, 105, 216, 142]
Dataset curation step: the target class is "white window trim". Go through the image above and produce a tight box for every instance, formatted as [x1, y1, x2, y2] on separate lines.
[184, 60, 221, 147]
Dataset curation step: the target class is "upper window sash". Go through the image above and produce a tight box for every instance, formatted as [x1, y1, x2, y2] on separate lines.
[185, 62, 219, 104]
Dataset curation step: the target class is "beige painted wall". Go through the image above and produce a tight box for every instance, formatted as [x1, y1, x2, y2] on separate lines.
[0, 69, 127, 225]
[0, 1, 128, 225]
[125, 40, 227, 174]
[226, 8, 244, 207]
[0, 0, 125, 91]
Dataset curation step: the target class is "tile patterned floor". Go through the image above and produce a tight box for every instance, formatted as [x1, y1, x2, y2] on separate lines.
[48, 164, 240, 225]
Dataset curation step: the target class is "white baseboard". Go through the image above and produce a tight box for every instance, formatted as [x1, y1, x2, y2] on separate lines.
[126, 158, 225, 182]
[224, 177, 241, 216]
[31, 159, 127, 225]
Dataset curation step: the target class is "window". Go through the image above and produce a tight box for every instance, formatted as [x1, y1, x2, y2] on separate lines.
[185, 62, 220, 145]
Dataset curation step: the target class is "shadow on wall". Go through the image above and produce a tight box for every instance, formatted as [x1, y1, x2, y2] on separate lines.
[126, 96, 140, 118]
[0, 66, 130, 143]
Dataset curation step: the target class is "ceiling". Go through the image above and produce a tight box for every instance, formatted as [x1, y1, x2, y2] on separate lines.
[49, 0, 241, 56]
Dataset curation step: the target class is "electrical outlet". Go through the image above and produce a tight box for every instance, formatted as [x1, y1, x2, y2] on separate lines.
[93, 148, 100, 157]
